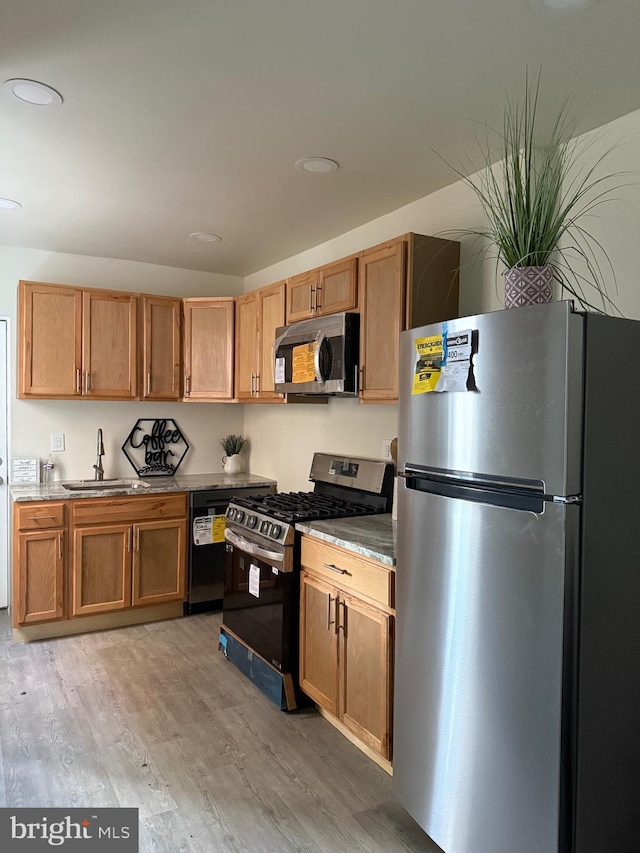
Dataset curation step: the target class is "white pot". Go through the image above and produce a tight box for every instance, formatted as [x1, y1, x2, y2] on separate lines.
[222, 454, 243, 475]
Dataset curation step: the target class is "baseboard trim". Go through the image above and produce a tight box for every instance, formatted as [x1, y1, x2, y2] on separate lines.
[316, 705, 393, 775]
[13, 602, 184, 642]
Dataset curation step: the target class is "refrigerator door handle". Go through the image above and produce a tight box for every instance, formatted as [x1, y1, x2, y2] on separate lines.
[400, 469, 548, 513]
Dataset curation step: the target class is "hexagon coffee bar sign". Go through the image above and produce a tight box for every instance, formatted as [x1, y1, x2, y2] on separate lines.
[122, 419, 189, 476]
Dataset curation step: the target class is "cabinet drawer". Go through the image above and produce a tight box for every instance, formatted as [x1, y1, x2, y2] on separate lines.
[300, 536, 394, 608]
[16, 502, 66, 530]
[71, 492, 187, 526]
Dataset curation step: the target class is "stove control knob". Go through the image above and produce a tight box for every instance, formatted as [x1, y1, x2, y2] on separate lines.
[260, 520, 270, 535]
[226, 507, 235, 520]
[247, 515, 257, 529]
[270, 524, 282, 539]
[235, 510, 245, 523]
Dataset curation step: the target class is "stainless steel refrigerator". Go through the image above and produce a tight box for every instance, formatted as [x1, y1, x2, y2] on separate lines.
[394, 300, 640, 853]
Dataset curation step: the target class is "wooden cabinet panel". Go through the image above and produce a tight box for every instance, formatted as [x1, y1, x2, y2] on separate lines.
[300, 536, 394, 609]
[235, 292, 259, 401]
[236, 282, 285, 402]
[19, 281, 82, 398]
[285, 260, 356, 323]
[73, 525, 131, 616]
[340, 594, 393, 759]
[318, 257, 357, 315]
[141, 295, 182, 400]
[300, 534, 395, 763]
[14, 530, 64, 626]
[257, 281, 285, 398]
[300, 571, 339, 715]
[183, 298, 235, 400]
[359, 240, 405, 401]
[82, 289, 137, 399]
[71, 493, 187, 526]
[286, 271, 318, 323]
[132, 519, 186, 606]
[16, 501, 66, 531]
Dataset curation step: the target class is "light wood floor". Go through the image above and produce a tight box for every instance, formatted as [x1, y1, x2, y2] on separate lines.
[0, 610, 440, 852]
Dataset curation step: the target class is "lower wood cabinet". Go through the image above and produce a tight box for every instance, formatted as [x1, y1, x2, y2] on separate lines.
[71, 497, 187, 617]
[12, 494, 187, 630]
[299, 536, 395, 765]
[13, 502, 66, 626]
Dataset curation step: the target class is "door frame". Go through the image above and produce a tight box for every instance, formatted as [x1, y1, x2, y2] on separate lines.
[0, 317, 11, 609]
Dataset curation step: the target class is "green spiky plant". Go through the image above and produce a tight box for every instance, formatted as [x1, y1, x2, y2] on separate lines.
[220, 434, 246, 456]
[443, 69, 628, 313]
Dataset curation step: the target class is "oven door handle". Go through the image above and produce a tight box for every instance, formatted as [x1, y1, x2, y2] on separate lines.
[224, 528, 285, 565]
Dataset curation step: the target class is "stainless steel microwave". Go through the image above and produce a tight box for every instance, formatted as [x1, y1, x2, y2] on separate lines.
[273, 312, 359, 395]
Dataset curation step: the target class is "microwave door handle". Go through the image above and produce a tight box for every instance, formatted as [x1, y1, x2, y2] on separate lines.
[224, 528, 284, 564]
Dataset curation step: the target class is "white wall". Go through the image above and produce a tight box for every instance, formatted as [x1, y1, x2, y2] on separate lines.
[1, 247, 245, 480]
[243, 108, 640, 491]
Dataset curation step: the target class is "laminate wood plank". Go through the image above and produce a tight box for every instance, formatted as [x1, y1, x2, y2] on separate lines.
[354, 799, 445, 853]
[0, 610, 436, 853]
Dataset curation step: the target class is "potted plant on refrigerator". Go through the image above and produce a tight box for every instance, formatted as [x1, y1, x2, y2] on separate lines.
[444, 70, 626, 311]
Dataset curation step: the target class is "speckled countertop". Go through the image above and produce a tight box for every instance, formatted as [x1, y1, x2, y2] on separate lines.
[10, 472, 277, 502]
[296, 514, 396, 567]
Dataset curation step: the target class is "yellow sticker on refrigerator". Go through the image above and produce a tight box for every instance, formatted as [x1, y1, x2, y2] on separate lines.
[412, 333, 444, 394]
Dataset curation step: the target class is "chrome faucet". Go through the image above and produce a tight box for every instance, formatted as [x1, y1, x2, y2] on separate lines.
[93, 429, 105, 480]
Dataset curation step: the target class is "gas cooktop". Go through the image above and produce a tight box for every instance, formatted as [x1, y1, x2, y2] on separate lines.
[230, 491, 381, 524]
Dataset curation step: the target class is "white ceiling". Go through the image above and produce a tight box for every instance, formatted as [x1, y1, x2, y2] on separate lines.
[1, 0, 640, 276]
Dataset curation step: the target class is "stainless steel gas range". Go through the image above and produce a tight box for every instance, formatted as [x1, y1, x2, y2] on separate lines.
[219, 453, 395, 710]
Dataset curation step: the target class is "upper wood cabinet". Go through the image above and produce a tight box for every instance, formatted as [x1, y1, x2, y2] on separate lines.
[82, 289, 137, 399]
[358, 240, 406, 402]
[140, 295, 182, 400]
[286, 258, 358, 323]
[183, 297, 235, 401]
[236, 281, 286, 402]
[19, 280, 137, 399]
[358, 234, 460, 403]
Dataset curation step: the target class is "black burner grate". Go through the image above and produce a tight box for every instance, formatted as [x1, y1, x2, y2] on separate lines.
[232, 491, 383, 523]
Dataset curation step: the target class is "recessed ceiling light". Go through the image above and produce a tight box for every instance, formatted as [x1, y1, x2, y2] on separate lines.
[530, 0, 597, 13]
[189, 232, 221, 243]
[2, 78, 63, 106]
[295, 157, 339, 174]
[0, 197, 21, 210]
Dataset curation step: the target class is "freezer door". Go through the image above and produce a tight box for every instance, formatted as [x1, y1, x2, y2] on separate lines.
[399, 301, 584, 497]
[393, 484, 578, 853]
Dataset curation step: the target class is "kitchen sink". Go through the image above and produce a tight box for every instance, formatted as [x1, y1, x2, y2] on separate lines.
[62, 478, 150, 491]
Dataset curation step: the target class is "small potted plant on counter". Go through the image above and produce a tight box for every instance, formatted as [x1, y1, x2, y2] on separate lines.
[221, 434, 247, 474]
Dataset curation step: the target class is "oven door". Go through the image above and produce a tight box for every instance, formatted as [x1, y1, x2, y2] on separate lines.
[223, 535, 297, 673]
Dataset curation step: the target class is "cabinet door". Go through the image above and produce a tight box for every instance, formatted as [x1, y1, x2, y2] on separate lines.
[318, 258, 358, 316]
[19, 281, 82, 398]
[257, 280, 286, 399]
[73, 525, 131, 616]
[141, 295, 182, 400]
[299, 572, 339, 714]
[132, 519, 186, 606]
[14, 529, 65, 626]
[339, 594, 393, 759]
[359, 240, 406, 402]
[183, 298, 235, 400]
[286, 271, 318, 323]
[235, 292, 259, 401]
[83, 290, 137, 399]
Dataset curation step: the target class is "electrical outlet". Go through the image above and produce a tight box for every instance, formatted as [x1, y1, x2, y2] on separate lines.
[51, 432, 65, 452]
[382, 439, 392, 461]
